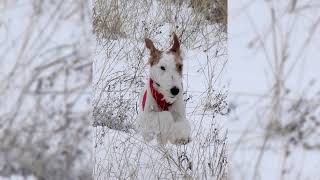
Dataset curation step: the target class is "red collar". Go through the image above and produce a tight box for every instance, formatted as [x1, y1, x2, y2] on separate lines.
[142, 79, 172, 111]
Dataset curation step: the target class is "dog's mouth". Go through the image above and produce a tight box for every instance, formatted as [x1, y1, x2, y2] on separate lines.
[152, 80, 179, 103]
[164, 95, 177, 104]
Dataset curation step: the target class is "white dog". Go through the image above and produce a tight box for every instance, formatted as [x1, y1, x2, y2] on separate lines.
[136, 33, 191, 145]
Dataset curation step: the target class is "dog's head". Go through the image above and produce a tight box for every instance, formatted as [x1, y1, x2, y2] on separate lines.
[145, 33, 183, 104]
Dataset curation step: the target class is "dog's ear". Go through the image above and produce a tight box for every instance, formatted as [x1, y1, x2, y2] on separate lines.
[145, 38, 157, 53]
[145, 38, 160, 65]
[170, 32, 180, 54]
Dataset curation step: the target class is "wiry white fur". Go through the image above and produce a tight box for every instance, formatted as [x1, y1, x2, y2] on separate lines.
[136, 53, 191, 145]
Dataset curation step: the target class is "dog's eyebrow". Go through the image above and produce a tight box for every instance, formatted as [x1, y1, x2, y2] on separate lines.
[176, 62, 183, 75]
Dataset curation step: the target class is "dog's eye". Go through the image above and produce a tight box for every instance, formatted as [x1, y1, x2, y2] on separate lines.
[160, 66, 166, 71]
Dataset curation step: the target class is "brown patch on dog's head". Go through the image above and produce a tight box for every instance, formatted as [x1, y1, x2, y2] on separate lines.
[145, 38, 162, 66]
[145, 33, 183, 74]
[175, 59, 183, 75]
[169, 32, 183, 75]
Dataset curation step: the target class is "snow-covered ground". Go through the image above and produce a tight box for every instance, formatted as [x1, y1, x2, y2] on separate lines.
[93, 43, 228, 179]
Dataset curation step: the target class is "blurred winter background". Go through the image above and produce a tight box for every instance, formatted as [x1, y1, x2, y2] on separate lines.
[0, 0, 319, 179]
[0, 0, 93, 179]
[229, 0, 320, 179]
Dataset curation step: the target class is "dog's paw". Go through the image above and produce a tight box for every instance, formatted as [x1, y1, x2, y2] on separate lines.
[156, 134, 169, 146]
[142, 131, 156, 142]
[169, 120, 191, 145]
[172, 136, 191, 145]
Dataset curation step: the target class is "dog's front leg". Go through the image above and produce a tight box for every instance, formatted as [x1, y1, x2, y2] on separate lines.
[169, 99, 192, 145]
[169, 119, 191, 145]
[143, 111, 174, 145]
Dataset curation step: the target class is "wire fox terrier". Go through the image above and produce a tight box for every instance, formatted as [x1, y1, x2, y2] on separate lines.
[136, 33, 191, 145]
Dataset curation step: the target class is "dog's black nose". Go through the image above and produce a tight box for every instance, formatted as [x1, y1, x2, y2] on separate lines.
[170, 87, 179, 96]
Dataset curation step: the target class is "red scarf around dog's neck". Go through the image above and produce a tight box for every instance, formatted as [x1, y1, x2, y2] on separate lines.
[142, 79, 172, 111]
